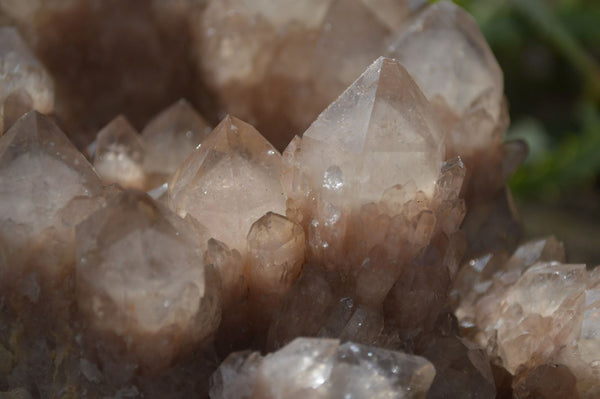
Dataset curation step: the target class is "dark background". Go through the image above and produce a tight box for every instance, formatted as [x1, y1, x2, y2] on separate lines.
[455, 0, 600, 264]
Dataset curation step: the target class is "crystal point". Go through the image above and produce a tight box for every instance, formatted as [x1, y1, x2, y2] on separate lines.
[246, 212, 305, 297]
[76, 189, 221, 368]
[311, 0, 390, 96]
[387, 1, 502, 121]
[93, 115, 146, 189]
[301, 56, 444, 203]
[0, 111, 101, 242]
[169, 115, 286, 253]
[0, 27, 54, 133]
[142, 99, 211, 183]
[211, 338, 435, 399]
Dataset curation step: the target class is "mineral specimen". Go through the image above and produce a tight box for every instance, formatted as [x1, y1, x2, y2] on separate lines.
[0, 27, 53, 134]
[278, 56, 465, 349]
[453, 236, 600, 397]
[0, 0, 204, 146]
[210, 337, 435, 399]
[141, 99, 211, 187]
[289, 56, 444, 205]
[76, 189, 221, 371]
[92, 115, 146, 190]
[0, 1, 593, 398]
[385, 1, 522, 259]
[0, 112, 101, 288]
[195, 0, 425, 149]
[387, 1, 505, 157]
[169, 115, 286, 254]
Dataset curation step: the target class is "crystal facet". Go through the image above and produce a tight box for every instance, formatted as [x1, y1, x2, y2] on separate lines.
[0, 112, 101, 281]
[455, 236, 600, 397]
[169, 115, 286, 253]
[387, 1, 504, 152]
[0, 27, 54, 133]
[194, 0, 423, 149]
[76, 189, 221, 369]
[297, 56, 444, 204]
[0, 2, 577, 397]
[93, 115, 146, 190]
[141, 99, 211, 186]
[246, 212, 305, 298]
[210, 337, 435, 399]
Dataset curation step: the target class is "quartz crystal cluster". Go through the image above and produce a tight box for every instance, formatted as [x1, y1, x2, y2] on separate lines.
[210, 337, 435, 399]
[90, 99, 212, 191]
[454, 236, 600, 397]
[0, 1, 592, 398]
[195, 0, 425, 149]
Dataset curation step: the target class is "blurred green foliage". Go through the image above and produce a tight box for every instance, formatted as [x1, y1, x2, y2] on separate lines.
[448, 0, 600, 202]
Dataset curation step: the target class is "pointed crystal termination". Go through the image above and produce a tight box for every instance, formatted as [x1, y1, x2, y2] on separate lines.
[93, 115, 147, 190]
[0, 111, 102, 280]
[387, 1, 504, 139]
[297, 56, 444, 205]
[386, 1, 509, 216]
[311, 0, 391, 99]
[246, 212, 305, 329]
[169, 115, 286, 254]
[246, 212, 305, 298]
[209, 350, 264, 399]
[0, 27, 54, 134]
[141, 99, 211, 186]
[210, 337, 435, 399]
[285, 56, 446, 265]
[194, 0, 424, 150]
[76, 189, 221, 370]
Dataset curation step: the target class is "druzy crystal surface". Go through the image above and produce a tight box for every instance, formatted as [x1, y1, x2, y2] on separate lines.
[0, 1, 593, 398]
[453, 237, 600, 397]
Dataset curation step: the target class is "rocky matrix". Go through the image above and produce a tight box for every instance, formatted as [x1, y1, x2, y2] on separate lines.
[0, 1, 589, 399]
